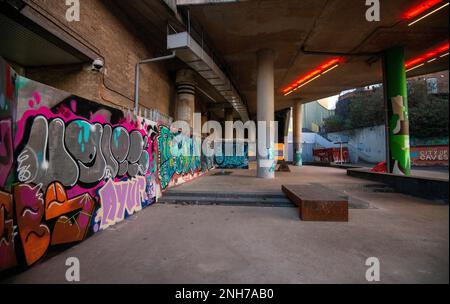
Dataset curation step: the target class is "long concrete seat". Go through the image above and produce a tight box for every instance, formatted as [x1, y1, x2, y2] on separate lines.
[281, 184, 349, 222]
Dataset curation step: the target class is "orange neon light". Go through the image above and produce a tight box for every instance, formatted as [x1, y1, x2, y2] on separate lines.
[281, 57, 344, 94]
[402, 0, 444, 19]
[405, 41, 449, 69]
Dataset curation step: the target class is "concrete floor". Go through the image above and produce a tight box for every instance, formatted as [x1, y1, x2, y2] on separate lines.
[2, 165, 449, 284]
[410, 167, 449, 180]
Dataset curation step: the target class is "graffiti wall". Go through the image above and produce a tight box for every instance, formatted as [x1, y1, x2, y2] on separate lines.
[313, 147, 350, 163]
[0, 59, 17, 272]
[0, 58, 213, 272]
[214, 141, 249, 169]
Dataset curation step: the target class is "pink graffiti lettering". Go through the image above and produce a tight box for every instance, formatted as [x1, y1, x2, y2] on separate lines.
[96, 176, 147, 230]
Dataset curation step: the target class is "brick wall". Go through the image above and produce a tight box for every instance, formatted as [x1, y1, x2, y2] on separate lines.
[24, 0, 174, 116]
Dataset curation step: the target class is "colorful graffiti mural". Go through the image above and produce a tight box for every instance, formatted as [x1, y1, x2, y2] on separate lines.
[0, 56, 17, 272]
[0, 58, 213, 272]
[157, 125, 207, 189]
[214, 141, 249, 169]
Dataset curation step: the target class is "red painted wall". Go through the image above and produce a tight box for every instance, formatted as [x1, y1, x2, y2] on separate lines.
[313, 148, 349, 163]
[411, 145, 449, 166]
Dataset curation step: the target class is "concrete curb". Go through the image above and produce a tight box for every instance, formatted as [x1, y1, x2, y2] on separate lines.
[347, 168, 449, 203]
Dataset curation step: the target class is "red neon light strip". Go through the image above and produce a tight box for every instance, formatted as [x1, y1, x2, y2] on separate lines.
[405, 41, 449, 68]
[281, 57, 343, 94]
[402, 0, 444, 19]
[282, 42, 449, 94]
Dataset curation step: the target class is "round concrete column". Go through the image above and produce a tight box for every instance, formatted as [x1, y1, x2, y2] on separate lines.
[256, 49, 275, 179]
[201, 112, 209, 132]
[224, 108, 234, 122]
[383, 46, 411, 176]
[175, 69, 196, 129]
[293, 100, 303, 166]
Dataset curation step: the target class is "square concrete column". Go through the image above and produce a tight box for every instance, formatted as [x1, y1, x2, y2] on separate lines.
[293, 100, 303, 166]
[256, 49, 275, 178]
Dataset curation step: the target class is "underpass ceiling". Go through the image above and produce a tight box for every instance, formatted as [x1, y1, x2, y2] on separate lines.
[183, 0, 449, 117]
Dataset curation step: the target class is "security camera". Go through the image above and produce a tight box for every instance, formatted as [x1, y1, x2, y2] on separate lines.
[91, 58, 104, 71]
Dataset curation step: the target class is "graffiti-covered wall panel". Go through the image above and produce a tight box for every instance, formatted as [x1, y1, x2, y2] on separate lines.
[0, 58, 17, 272]
[214, 141, 249, 169]
[0, 58, 213, 272]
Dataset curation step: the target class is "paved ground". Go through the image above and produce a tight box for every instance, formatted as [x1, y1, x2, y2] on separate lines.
[2, 165, 449, 284]
[171, 163, 382, 194]
[411, 166, 449, 180]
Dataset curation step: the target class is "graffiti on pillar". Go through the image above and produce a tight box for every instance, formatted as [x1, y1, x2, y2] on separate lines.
[269, 147, 276, 173]
[0, 62, 213, 272]
[389, 95, 411, 175]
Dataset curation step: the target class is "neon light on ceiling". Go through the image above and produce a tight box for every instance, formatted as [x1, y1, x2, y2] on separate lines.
[282, 42, 449, 94]
[405, 41, 449, 70]
[402, 0, 445, 19]
[281, 57, 344, 96]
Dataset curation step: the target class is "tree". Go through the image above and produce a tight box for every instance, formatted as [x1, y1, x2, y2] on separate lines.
[408, 81, 449, 138]
[324, 87, 384, 132]
[324, 80, 449, 138]
[323, 115, 345, 133]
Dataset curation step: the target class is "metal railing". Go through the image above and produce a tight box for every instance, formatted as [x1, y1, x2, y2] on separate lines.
[167, 7, 250, 116]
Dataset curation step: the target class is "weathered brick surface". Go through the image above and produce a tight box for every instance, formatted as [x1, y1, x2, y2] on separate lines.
[25, 0, 173, 115]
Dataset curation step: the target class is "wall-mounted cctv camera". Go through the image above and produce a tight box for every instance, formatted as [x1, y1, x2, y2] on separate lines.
[91, 58, 104, 72]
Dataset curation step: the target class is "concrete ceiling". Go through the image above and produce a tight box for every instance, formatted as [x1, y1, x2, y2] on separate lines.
[181, 0, 449, 117]
[0, 12, 85, 67]
[111, 0, 235, 119]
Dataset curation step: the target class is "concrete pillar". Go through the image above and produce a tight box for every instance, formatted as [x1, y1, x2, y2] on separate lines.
[175, 69, 196, 129]
[256, 49, 275, 179]
[382, 46, 411, 176]
[293, 100, 303, 166]
[224, 108, 234, 122]
[283, 108, 291, 161]
[201, 112, 209, 132]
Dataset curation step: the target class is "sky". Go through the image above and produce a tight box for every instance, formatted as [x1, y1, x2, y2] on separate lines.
[317, 95, 340, 110]
[318, 88, 360, 110]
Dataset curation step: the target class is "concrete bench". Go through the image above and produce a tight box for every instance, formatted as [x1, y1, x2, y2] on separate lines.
[281, 184, 349, 222]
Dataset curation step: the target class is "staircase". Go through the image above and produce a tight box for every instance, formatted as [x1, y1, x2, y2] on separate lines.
[158, 190, 295, 207]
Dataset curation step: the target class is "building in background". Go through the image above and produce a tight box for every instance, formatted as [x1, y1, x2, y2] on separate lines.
[409, 70, 449, 94]
[284, 100, 337, 162]
[302, 98, 335, 133]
